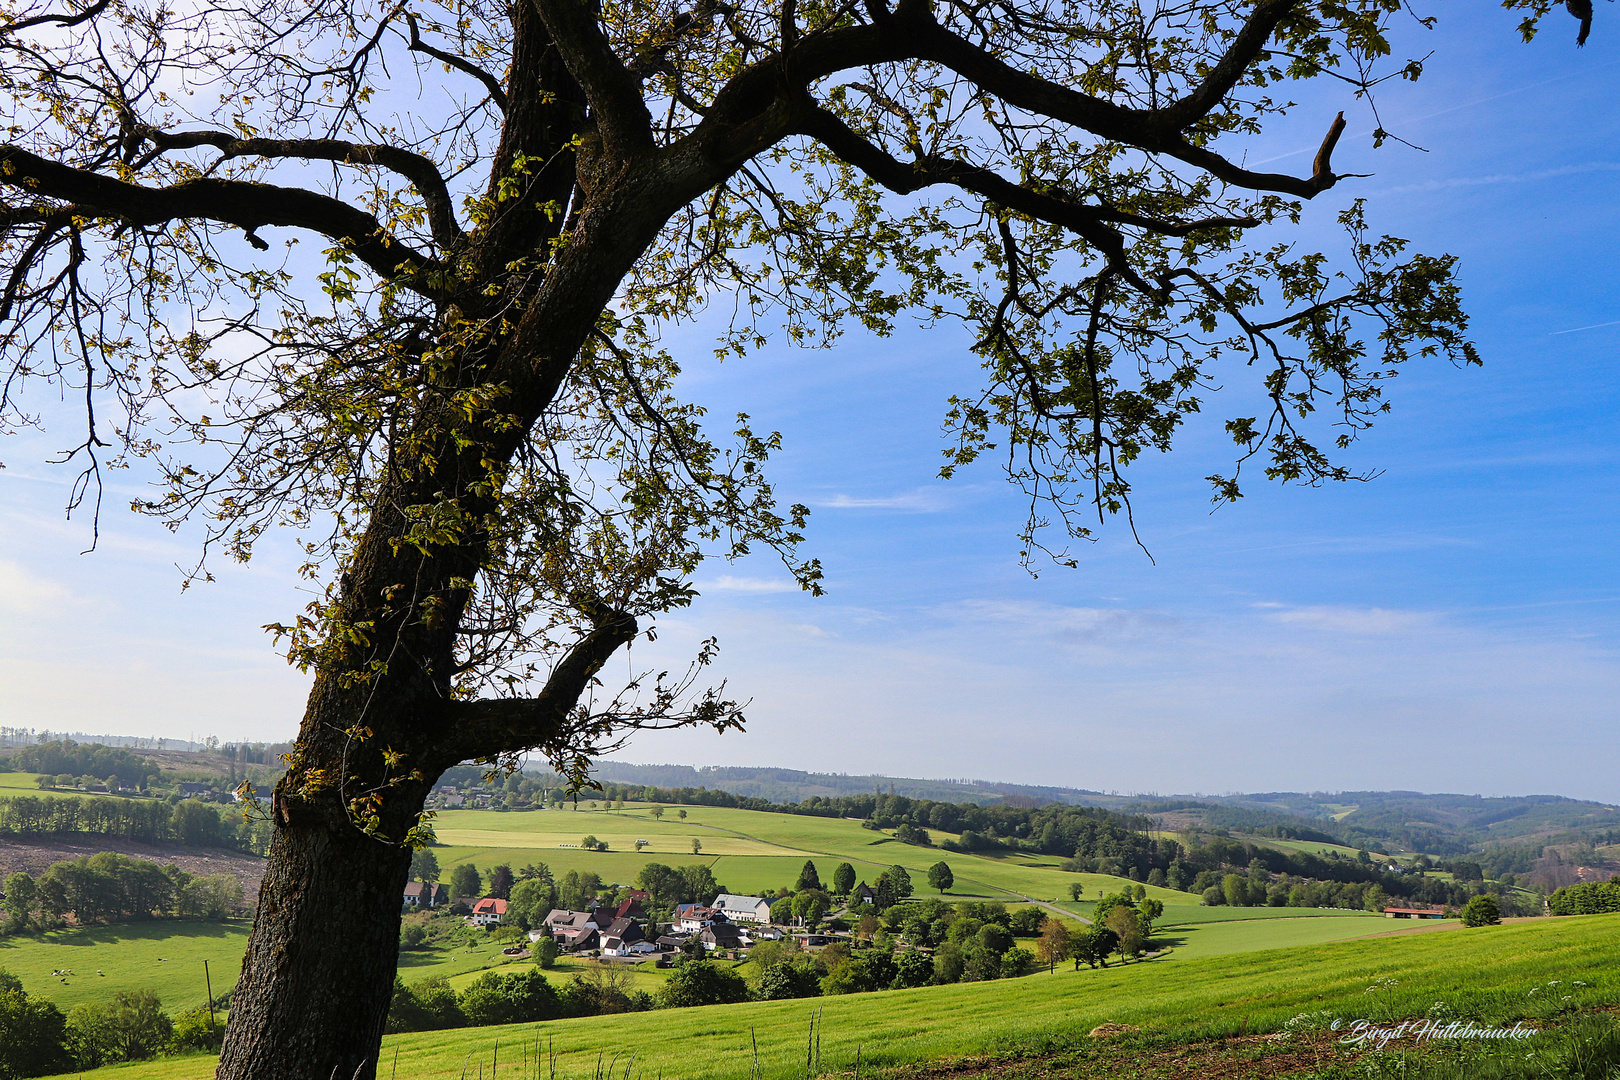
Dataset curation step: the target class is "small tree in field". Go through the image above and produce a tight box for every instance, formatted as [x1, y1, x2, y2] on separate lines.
[1035, 917, 1070, 972]
[1462, 895, 1502, 927]
[833, 863, 857, 898]
[650, 808, 665, 822]
[927, 862, 954, 894]
[1104, 906, 1143, 963]
[691, 839, 702, 856]
[1068, 882, 1085, 902]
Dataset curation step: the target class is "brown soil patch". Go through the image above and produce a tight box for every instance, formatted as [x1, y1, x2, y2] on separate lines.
[0, 835, 265, 906]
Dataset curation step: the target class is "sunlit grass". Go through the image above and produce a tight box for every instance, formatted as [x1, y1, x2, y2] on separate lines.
[43, 914, 1620, 1080]
[0, 921, 249, 1012]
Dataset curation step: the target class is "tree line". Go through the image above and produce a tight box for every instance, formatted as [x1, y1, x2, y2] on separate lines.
[3, 853, 245, 932]
[1, 741, 164, 791]
[0, 795, 270, 853]
[1548, 880, 1620, 916]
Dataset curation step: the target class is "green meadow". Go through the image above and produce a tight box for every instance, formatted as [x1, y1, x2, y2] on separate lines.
[41, 913, 1620, 1080]
[429, 803, 1195, 909]
[0, 921, 249, 1013]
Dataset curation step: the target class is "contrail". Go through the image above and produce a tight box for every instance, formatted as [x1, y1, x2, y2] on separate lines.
[1551, 320, 1620, 336]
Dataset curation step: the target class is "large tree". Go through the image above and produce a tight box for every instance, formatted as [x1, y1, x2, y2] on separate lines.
[0, 0, 1576, 1075]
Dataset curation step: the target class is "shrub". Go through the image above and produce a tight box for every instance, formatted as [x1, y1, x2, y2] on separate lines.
[0, 972, 73, 1078]
[1462, 895, 1502, 927]
[66, 990, 172, 1068]
[660, 959, 749, 1008]
[169, 1005, 225, 1053]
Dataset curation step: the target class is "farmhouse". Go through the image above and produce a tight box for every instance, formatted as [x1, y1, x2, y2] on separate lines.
[1384, 905, 1447, 919]
[698, 922, 746, 951]
[599, 917, 647, 956]
[469, 897, 508, 926]
[712, 893, 772, 923]
[676, 903, 722, 932]
[852, 882, 878, 906]
[545, 909, 602, 950]
[402, 881, 448, 908]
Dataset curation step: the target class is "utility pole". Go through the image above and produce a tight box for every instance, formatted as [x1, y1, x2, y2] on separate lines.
[205, 960, 216, 1035]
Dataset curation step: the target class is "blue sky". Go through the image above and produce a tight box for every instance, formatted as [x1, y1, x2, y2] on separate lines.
[2, 12, 1618, 801]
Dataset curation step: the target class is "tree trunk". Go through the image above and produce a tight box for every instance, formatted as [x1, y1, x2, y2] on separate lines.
[217, 792, 416, 1080]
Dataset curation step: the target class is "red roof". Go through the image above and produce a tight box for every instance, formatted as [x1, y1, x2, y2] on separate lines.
[472, 897, 508, 915]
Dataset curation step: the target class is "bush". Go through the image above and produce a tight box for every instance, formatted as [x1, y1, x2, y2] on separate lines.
[659, 959, 749, 1008]
[1201, 886, 1225, 906]
[169, 1005, 225, 1053]
[66, 990, 172, 1068]
[1462, 894, 1502, 927]
[399, 924, 427, 949]
[1002, 946, 1033, 975]
[458, 969, 560, 1026]
[385, 976, 464, 1034]
[755, 960, 821, 1000]
[0, 972, 73, 1078]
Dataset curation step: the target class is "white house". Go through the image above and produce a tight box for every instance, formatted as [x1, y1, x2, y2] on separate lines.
[712, 893, 772, 924]
[469, 897, 507, 926]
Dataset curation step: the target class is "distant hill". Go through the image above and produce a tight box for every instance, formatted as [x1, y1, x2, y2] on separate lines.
[586, 761, 1112, 806]
[1163, 790, 1620, 855]
[585, 762, 1620, 866]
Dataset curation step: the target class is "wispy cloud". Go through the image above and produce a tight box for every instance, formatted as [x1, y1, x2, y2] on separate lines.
[703, 575, 801, 594]
[1368, 161, 1620, 198]
[1267, 605, 1439, 637]
[0, 559, 73, 614]
[813, 487, 955, 513]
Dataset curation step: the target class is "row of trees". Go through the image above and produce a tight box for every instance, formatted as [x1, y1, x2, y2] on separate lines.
[2, 854, 245, 932]
[1548, 880, 1620, 916]
[387, 958, 750, 1033]
[3, 741, 164, 791]
[0, 972, 221, 1078]
[0, 795, 268, 853]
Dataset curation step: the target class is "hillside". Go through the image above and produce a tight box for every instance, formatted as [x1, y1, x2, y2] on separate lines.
[36, 913, 1620, 1080]
[586, 762, 1111, 806]
[583, 762, 1620, 865]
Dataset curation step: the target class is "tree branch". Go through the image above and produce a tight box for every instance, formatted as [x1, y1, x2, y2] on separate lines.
[435, 608, 638, 765]
[528, 0, 654, 157]
[405, 13, 509, 116]
[131, 128, 465, 249]
[799, 106, 1167, 291]
[0, 144, 442, 292]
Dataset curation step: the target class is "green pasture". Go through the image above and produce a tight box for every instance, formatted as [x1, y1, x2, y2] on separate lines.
[1059, 898, 1385, 925]
[46, 913, 1620, 1080]
[430, 804, 1257, 912]
[0, 921, 248, 1013]
[1153, 914, 1414, 958]
[1234, 833, 1384, 860]
[0, 772, 125, 798]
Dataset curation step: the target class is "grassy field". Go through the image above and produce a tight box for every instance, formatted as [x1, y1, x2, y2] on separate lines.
[429, 803, 1198, 910]
[0, 771, 128, 797]
[41, 913, 1620, 1080]
[0, 921, 248, 1013]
